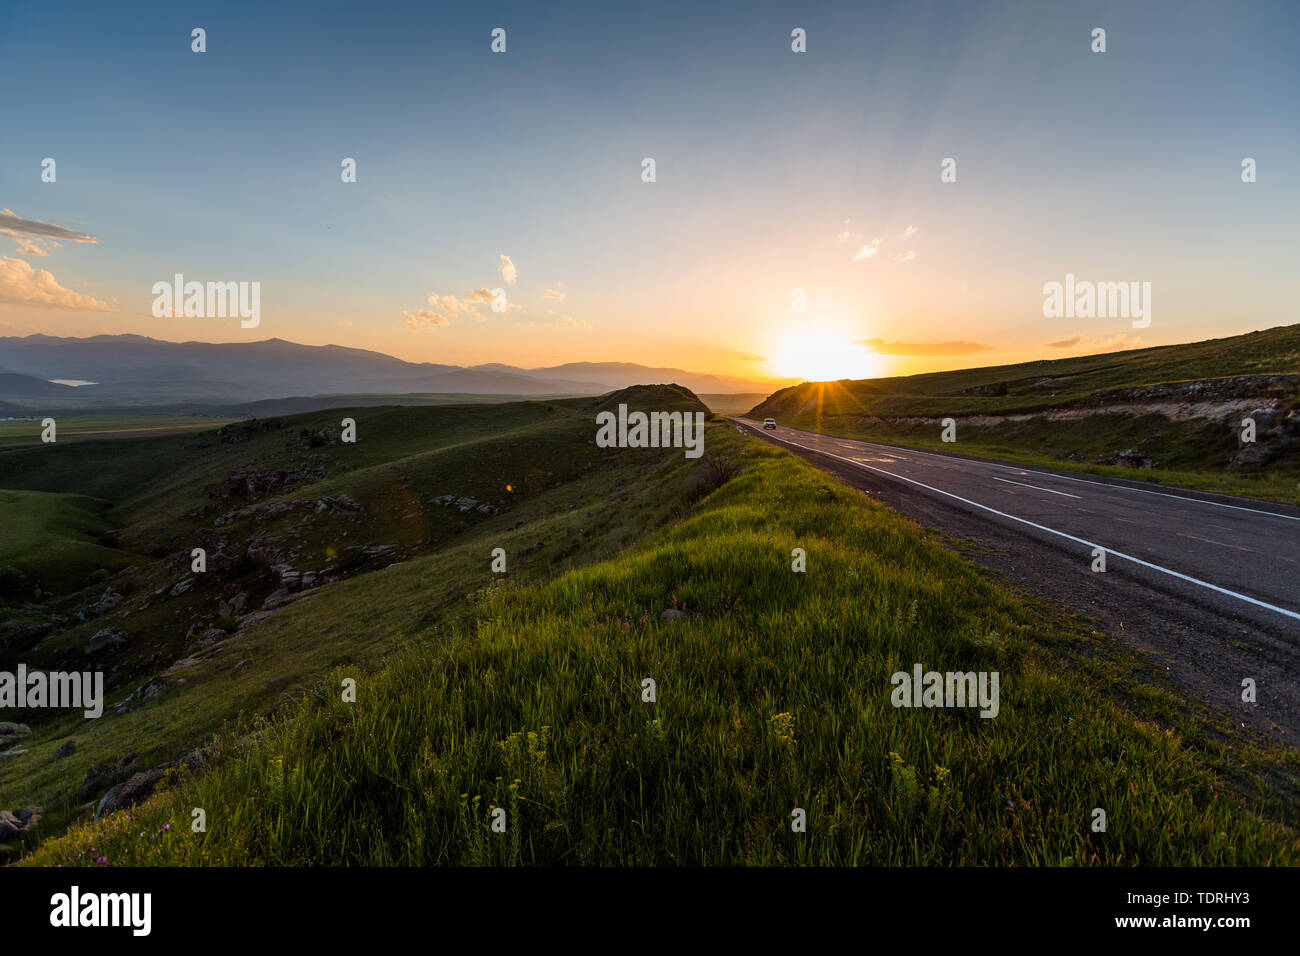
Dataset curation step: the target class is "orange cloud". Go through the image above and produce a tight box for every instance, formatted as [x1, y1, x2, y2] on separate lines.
[861, 338, 990, 356]
[0, 256, 113, 312]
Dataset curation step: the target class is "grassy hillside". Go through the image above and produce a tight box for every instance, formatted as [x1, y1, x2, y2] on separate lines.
[0, 386, 722, 856]
[15, 420, 1299, 866]
[0, 490, 127, 596]
[750, 325, 1300, 503]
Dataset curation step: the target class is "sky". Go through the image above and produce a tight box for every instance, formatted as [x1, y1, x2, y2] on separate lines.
[1, 0, 1297, 384]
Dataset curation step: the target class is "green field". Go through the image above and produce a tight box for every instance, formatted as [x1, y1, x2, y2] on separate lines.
[0, 490, 126, 596]
[0, 415, 233, 447]
[750, 324, 1300, 504]
[5, 390, 1296, 866]
[698, 393, 771, 416]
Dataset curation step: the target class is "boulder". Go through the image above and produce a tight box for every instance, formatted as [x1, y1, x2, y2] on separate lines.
[94, 749, 210, 820]
[85, 626, 128, 655]
[96, 769, 165, 820]
[0, 722, 31, 746]
[78, 754, 138, 801]
[0, 806, 43, 844]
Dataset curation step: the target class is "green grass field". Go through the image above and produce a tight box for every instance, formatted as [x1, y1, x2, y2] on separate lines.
[13, 416, 1298, 866]
[0, 490, 127, 596]
[0, 415, 233, 447]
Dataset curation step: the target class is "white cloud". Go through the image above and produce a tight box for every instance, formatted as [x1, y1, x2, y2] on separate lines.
[852, 238, 881, 261]
[404, 308, 450, 329]
[902, 225, 918, 239]
[893, 250, 916, 262]
[499, 254, 517, 285]
[544, 288, 565, 299]
[0, 256, 113, 312]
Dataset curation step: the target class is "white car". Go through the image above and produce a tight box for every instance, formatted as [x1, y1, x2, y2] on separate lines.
[763, 418, 777, 430]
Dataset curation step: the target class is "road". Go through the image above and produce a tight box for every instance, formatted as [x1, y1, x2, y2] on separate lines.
[735, 418, 1300, 740]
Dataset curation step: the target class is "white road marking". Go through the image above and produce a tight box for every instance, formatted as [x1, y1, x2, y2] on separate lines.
[750, 420, 1300, 523]
[744, 423, 1300, 623]
[1176, 532, 1256, 553]
[991, 476, 1081, 498]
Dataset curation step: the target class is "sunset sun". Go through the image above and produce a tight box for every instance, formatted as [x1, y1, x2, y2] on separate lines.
[771, 329, 883, 382]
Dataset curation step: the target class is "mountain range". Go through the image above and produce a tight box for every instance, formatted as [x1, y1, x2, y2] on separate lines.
[0, 335, 786, 408]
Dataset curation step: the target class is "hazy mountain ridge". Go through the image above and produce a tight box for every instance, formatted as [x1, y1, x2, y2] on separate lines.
[0, 335, 782, 407]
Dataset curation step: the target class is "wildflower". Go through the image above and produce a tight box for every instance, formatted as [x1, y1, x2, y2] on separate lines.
[770, 712, 796, 744]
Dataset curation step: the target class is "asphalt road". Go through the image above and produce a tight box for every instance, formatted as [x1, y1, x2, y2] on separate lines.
[736, 418, 1300, 739]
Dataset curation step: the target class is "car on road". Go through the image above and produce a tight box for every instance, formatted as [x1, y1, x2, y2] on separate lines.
[763, 418, 777, 430]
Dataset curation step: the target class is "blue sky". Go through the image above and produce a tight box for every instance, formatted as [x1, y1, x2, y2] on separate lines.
[1, 0, 1296, 380]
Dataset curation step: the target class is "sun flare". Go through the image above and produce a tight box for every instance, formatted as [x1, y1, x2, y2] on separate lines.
[770, 330, 883, 382]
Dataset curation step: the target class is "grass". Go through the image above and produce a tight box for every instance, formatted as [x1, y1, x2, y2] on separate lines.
[0, 388, 722, 856]
[0, 490, 127, 595]
[0, 415, 233, 446]
[18, 424, 1299, 866]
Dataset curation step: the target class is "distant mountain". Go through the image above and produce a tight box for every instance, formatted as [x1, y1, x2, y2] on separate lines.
[484, 361, 783, 395]
[0, 335, 782, 408]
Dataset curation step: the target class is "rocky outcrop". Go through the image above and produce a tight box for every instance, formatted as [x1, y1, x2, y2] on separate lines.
[0, 618, 51, 651]
[0, 723, 32, 747]
[78, 754, 139, 802]
[0, 806, 42, 844]
[93, 748, 210, 819]
[85, 626, 128, 655]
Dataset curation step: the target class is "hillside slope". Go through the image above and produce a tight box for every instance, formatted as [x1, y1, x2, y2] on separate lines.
[0, 386, 718, 856]
[12, 418, 1299, 866]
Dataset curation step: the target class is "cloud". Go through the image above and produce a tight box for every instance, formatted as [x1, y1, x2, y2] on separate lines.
[544, 288, 565, 299]
[835, 231, 852, 242]
[860, 338, 991, 356]
[499, 254, 516, 285]
[1043, 334, 1088, 349]
[893, 250, 916, 263]
[428, 290, 498, 323]
[0, 256, 113, 311]
[0, 232, 53, 256]
[429, 293, 479, 318]
[728, 350, 766, 363]
[404, 308, 450, 329]
[0, 209, 98, 246]
[1089, 333, 1142, 350]
[902, 225, 918, 239]
[852, 238, 881, 261]
[1044, 333, 1142, 351]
